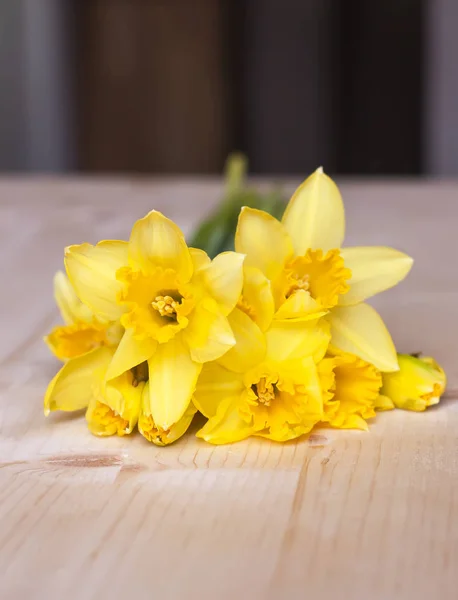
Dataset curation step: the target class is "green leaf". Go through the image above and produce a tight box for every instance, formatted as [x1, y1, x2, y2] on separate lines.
[188, 154, 286, 257]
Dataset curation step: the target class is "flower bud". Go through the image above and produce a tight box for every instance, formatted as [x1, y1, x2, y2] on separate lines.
[381, 354, 446, 411]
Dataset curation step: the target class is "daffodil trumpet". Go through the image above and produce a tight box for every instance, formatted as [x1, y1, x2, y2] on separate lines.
[45, 271, 122, 360]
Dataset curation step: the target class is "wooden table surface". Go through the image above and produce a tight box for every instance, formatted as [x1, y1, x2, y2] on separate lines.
[1, 177, 457, 600]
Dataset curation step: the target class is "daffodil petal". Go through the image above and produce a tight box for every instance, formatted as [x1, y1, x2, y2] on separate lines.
[139, 384, 197, 445]
[44, 347, 113, 415]
[240, 266, 275, 331]
[235, 207, 293, 281]
[332, 414, 370, 431]
[196, 397, 253, 445]
[65, 240, 128, 321]
[147, 333, 202, 429]
[265, 318, 330, 363]
[54, 271, 93, 324]
[189, 247, 211, 271]
[375, 394, 395, 411]
[217, 308, 266, 372]
[274, 289, 326, 321]
[282, 167, 345, 253]
[339, 246, 413, 306]
[200, 251, 245, 315]
[103, 373, 144, 433]
[184, 299, 235, 363]
[256, 423, 311, 443]
[129, 210, 193, 281]
[193, 362, 244, 418]
[330, 303, 399, 372]
[106, 329, 157, 381]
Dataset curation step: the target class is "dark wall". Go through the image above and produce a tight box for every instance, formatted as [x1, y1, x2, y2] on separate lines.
[336, 0, 423, 175]
[75, 0, 423, 175]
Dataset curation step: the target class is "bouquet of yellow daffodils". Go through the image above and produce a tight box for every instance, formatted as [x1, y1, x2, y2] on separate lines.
[44, 167, 446, 445]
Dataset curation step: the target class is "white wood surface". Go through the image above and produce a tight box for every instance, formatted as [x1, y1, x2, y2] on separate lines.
[0, 177, 457, 600]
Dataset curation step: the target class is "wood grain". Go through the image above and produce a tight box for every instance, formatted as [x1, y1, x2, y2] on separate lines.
[0, 177, 457, 600]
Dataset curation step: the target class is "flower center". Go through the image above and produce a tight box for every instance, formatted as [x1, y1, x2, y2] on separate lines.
[422, 382, 442, 402]
[131, 362, 148, 387]
[237, 295, 256, 320]
[151, 293, 182, 321]
[283, 249, 351, 309]
[117, 267, 194, 344]
[252, 378, 278, 406]
[139, 414, 170, 445]
[46, 322, 108, 360]
[286, 273, 310, 297]
[92, 401, 129, 436]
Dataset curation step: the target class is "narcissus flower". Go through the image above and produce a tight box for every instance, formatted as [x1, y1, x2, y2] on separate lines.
[138, 383, 197, 446]
[43, 161, 439, 448]
[194, 309, 330, 444]
[65, 211, 244, 430]
[380, 353, 446, 411]
[318, 351, 382, 430]
[45, 271, 122, 360]
[235, 168, 413, 372]
[44, 346, 143, 436]
[44, 347, 196, 444]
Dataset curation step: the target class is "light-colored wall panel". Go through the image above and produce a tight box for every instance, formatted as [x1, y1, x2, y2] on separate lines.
[0, 0, 74, 172]
[424, 0, 458, 175]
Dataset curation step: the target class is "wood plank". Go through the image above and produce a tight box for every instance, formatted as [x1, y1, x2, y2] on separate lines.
[0, 178, 457, 599]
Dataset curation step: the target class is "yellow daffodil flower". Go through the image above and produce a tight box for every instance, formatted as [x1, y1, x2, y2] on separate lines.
[45, 271, 122, 360]
[64, 211, 244, 431]
[193, 308, 330, 444]
[318, 351, 382, 430]
[235, 167, 413, 372]
[138, 383, 197, 445]
[44, 347, 144, 436]
[380, 353, 446, 411]
[45, 348, 195, 444]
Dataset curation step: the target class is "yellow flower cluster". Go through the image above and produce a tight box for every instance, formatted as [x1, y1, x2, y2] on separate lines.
[44, 168, 446, 445]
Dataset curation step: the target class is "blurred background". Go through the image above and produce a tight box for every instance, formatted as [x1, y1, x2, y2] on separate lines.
[0, 0, 455, 176]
